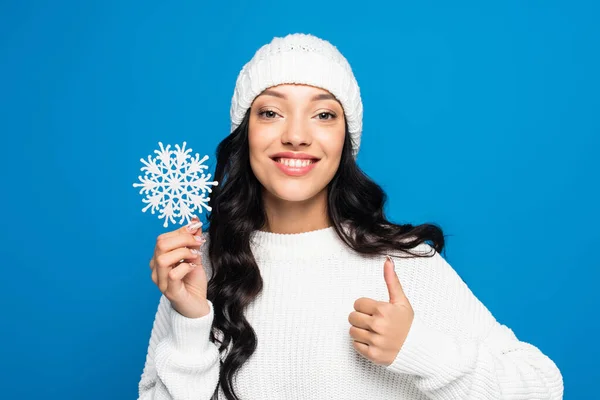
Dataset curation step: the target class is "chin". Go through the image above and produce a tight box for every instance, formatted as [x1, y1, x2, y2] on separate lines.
[265, 181, 326, 203]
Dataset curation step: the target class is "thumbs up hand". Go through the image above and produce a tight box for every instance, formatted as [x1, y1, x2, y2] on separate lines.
[348, 256, 414, 366]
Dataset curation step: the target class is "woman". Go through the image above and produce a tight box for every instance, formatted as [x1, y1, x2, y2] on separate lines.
[139, 33, 563, 400]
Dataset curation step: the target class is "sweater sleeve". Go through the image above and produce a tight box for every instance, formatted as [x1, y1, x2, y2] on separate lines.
[137, 295, 221, 400]
[385, 251, 564, 400]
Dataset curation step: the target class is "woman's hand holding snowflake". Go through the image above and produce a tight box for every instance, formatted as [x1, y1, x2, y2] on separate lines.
[149, 215, 211, 318]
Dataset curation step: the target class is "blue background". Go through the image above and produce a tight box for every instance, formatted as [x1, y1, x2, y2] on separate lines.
[1, 0, 598, 398]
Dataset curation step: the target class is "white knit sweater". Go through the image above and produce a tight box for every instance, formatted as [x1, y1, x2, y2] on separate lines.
[138, 227, 563, 399]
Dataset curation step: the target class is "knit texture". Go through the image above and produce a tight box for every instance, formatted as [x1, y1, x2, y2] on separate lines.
[138, 227, 563, 399]
[230, 33, 363, 158]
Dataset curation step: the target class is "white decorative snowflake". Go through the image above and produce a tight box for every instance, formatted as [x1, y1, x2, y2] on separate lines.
[133, 142, 218, 228]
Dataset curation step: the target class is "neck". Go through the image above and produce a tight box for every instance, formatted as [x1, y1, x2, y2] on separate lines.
[261, 188, 330, 234]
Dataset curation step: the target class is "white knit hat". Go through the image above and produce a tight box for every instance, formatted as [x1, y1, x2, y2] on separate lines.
[230, 33, 363, 158]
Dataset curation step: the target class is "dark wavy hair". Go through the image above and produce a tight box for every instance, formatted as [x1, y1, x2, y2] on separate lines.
[205, 109, 445, 399]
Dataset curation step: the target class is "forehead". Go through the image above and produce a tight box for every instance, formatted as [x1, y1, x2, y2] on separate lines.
[255, 84, 338, 102]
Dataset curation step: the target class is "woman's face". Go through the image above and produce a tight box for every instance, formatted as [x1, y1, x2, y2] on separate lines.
[248, 84, 346, 203]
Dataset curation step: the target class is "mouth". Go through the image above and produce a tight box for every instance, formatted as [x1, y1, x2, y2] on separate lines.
[270, 157, 320, 176]
[272, 157, 319, 167]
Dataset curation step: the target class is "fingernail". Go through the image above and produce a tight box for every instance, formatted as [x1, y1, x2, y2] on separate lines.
[187, 221, 203, 232]
[194, 235, 205, 243]
[189, 262, 197, 268]
[386, 255, 395, 266]
[190, 248, 201, 256]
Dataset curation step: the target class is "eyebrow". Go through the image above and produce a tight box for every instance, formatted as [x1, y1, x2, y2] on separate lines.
[259, 89, 336, 102]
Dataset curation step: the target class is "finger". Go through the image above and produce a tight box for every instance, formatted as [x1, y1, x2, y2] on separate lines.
[157, 216, 203, 241]
[167, 262, 196, 293]
[187, 220, 205, 253]
[156, 230, 206, 256]
[156, 248, 200, 293]
[349, 325, 374, 345]
[384, 255, 405, 305]
[353, 297, 378, 315]
[184, 218, 203, 234]
[156, 247, 200, 269]
[352, 341, 370, 359]
[348, 311, 372, 330]
[151, 266, 157, 286]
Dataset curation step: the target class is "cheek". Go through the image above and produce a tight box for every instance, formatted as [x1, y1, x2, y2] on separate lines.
[248, 121, 270, 157]
[318, 129, 345, 161]
[247, 122, 276, 179]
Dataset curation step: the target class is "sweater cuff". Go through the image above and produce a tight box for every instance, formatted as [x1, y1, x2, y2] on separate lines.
[386, 314, 467, 378]
[169, 300, 215, 354]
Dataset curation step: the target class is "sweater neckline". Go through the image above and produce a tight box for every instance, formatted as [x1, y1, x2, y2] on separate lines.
[250, 225, 349, 260]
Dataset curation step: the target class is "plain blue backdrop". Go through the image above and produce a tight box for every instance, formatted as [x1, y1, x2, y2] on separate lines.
[1, 0, 598, 398]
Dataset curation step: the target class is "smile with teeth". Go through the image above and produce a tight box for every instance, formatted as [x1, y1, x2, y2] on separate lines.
[274, 158, 317, 167]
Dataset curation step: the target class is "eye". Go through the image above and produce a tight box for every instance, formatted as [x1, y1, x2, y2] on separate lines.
[316, 112, 336, 120]
[258, 109, 279, 119]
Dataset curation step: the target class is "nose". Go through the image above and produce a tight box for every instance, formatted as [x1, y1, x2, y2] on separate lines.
[280, 116, 312, 149]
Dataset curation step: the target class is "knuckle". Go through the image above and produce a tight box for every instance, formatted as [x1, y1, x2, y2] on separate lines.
[370, 319, 383, 333]
[376, 303, 389, 315]
[155, 238, 169, 252]
[371, 335, 384, 348]
[155, 254, 168, 268]
[167, 268, 179, 281]
[158, 282, 168, 294]
[367, 346, 379, 359]
[156, 234, 166, 244]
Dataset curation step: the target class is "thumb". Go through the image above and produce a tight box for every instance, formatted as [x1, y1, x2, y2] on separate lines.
[384, 255, 405, 304]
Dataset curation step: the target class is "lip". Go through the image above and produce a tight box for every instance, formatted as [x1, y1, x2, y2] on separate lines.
[272, 157, 319, 177]
[270, 152, 320, 160]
